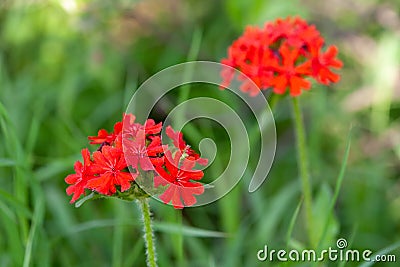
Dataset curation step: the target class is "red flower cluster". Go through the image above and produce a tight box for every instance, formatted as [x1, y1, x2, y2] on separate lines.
[65, 114, 208, 209]
[221, 17, 343, 96]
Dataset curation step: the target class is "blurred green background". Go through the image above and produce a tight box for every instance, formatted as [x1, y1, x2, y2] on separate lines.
[1, 0, 400, 266]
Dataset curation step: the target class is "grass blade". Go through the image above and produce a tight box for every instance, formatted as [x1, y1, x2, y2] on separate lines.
[23, 192, 44, 267]
[0, 158, 15, 167]
[317, 128, 352, 249]
[0, 189, 32, 219]
[358, 241, 400, 267]
[112, 202, 125, 267]
[286, 197, 303, 246]
[154, 222, 228, 238]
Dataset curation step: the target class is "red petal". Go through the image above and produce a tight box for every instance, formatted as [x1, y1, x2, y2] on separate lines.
[154, 165, 173, 183]
[289, 76, 310, 96]
[171, 186, 184, 209]
[87, 173, 113, 195]
[72, 161, 83, 175]
[65, 173, 79, 184]
[115, 152, 127, 171]
[159, 186, 175, 204]
[154, 175, 169, 187]
[113, 122, 123, 135]
[181, 182, 204, 207]
[196, 157, 208, 166]
[88, 129, 110, 144]
[66, 184, 76, 196]
[271, 75, 288, 94]
[69, 186, 84, 203]
[139, 157, 154, 171]
[163, 151, 179, 177]
[116, 172, 135, 192]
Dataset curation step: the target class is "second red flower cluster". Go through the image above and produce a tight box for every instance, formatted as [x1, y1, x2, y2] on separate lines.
[221, 16, 343, 96]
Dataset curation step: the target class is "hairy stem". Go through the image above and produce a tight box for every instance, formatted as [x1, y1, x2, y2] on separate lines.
[291, 97, 315, 247]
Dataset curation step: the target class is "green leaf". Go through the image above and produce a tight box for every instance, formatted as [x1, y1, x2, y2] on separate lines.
[153, 222, 228, 238]
[0, 158, 15, 167]
[286, 197, 303, 247]
[358, 240, 400, 267]
[74, 192, 96, 208]
[312, 183, 339, 249]
[23, 192, 45, 267]
[316, 129, 352, 250]
[0, 188, 32, 219]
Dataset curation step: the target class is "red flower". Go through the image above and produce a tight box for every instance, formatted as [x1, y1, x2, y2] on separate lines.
[166, 126, 208, 165]
[221, 16, 342, 97]
[154, 150, 204, 208]
[123, 113, 136, 127]
[122, 114, 162, 138]
[310, 41, 343, 85]
[270, 44, 312, 96]
[144, 119, 162, 135]
[87, 146, 137, 195]
[124, 130, 165, 170]
[65, 148, 95, 203]
[266, 17, 320, 48]
[122, 113, 140, 138]
[88, 121, 122, 145]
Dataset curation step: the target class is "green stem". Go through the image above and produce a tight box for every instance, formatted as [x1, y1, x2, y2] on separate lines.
[137, 199, 157, 267]
[174, 210, 185, 267]
[291, 97, 315, 247]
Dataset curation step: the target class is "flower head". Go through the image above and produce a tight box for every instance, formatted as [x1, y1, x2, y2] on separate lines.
[221, 16, 342, 96]
[154, 150, 204, 209]
[65, 113, 207, 208]
[88, 122, 122, 145]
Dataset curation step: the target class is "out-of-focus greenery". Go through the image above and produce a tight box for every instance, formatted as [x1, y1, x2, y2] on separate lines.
[0, 0, 399, 266]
